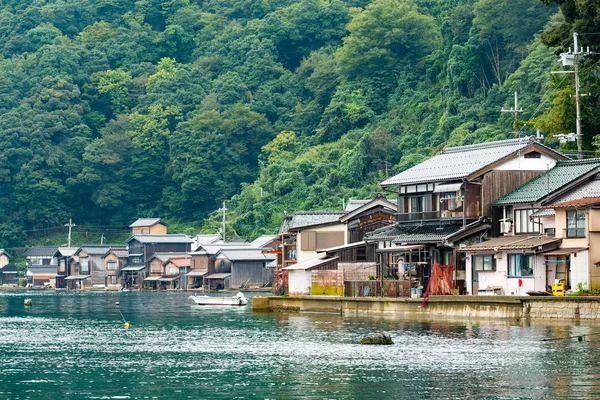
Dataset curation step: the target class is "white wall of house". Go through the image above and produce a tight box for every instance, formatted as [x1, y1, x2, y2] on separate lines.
[493, 154, 558, 171]
[570, 250, 589, 290]
[288, 270, 312, 295]
[467, 252, 547, 295]
[296, 223, 347, 263]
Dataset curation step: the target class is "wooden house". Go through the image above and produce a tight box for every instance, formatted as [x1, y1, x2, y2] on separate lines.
[489, 158, 600, 293]
[73, 245, 125, 287]
[54, 247, 77, 289]
[129, 218, 168, 235]
[126, 234, 193, 268]
[0, 249, 10, 269]
[22, 246, 58, 266]
[26, 265, 58, 287]
[102, 248, 129, 289]
[1, 263, 18, 285]
[279, 211, 346, 269]
[367, 136, 566, 294]
[144, 253, 183, 289]
[188, 244, 252, 290]
[340, 195, 397, 243]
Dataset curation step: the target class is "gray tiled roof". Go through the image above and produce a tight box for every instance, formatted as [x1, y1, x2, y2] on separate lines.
[147, 252, 186, 263]
[492, 158, 600, 205]
[219, 249, 267, 261]
[250, 235, 277, 248]
[78, 245, 121, 256]
[129, 218, 166, 227]
[199, 244, 252, 255]
[279, 211, 345, 233]
[104, 248, 129, 258]
[55, 247, 77, 257]
[22, 246, 59, 258]
[365, 222, 465, 244]
[0, 249, 10, 257]
[27, 265, 57, 274]
[127, 234, 193, 244]
[344, 200, 371, 212]
[381, 136, 549, 187]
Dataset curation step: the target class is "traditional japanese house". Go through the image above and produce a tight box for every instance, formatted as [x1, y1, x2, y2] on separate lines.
[26, 265, 58, 287]
[366, 136, 566, 294]
[0, 249, 10, 269]
[205, 248, 271, 290]
[102, 248, 129, 289]
[1, 263, 18, 285]
[340, 195, 397, 243]
[126, 234, 193, 268]
[144, 253, 184, 289]
[22, 246, 58, 266]
[490, 158, 600, 293]
[54, 247, 77, 289]
[279, 211, 346, 269]
[461, 235, 561, 295]
[129, 218, 168, 235]
[73, 245, 125, 288]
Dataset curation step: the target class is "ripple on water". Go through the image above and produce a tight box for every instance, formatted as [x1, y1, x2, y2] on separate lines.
[1, 292, 600, 399]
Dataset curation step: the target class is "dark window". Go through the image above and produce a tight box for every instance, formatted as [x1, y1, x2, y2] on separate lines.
[509, 254, 533, 277]
[524, 151, 541, 159]
[409, 196, 423, 213]
[566, 210, 585, 238]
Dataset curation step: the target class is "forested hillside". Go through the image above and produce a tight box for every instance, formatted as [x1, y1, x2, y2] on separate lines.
[0, 0, 598, 247]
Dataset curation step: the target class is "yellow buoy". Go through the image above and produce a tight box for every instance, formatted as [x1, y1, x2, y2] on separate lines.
[124, 322, 130, 329]
[24, 299, 32, 307]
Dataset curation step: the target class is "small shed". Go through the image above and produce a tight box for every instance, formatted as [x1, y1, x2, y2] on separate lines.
[283, 255, 338, 295]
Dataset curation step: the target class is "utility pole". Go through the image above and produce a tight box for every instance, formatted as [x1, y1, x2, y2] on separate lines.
[65, 218, 76, 248]
[501, 91, 524, 138]
[218, 201, 227, 242]
[557, 32, 592, 159]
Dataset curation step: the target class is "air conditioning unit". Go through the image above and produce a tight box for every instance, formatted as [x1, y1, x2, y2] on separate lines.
[500, 221, 512, 234]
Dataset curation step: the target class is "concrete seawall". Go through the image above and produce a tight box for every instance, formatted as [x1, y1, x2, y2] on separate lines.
[252, 295, 600, 321]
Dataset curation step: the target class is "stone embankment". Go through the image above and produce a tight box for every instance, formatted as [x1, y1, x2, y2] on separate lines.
[252, 295, 600, 321]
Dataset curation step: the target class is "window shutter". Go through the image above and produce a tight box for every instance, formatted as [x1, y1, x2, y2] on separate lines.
[301, 231, 317, 251]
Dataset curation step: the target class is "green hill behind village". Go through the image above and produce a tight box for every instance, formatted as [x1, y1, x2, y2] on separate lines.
[0, 0, 598, 250]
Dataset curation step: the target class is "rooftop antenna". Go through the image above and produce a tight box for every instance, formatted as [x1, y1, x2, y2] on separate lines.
[501, 91, 524, 138]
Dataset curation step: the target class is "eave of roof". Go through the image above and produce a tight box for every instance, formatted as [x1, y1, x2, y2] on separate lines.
[460, 235, 561, 252]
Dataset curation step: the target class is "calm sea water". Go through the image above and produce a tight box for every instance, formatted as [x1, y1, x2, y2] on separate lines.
[1, 291, 600, 399]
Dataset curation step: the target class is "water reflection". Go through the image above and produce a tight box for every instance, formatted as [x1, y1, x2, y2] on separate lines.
[1, 292, 600, 399]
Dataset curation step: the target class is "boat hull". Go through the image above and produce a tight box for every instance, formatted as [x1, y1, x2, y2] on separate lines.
[189, 293, 248, 306]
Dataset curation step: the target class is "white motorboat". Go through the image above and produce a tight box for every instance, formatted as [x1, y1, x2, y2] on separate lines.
[189, 292, 248, 306]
